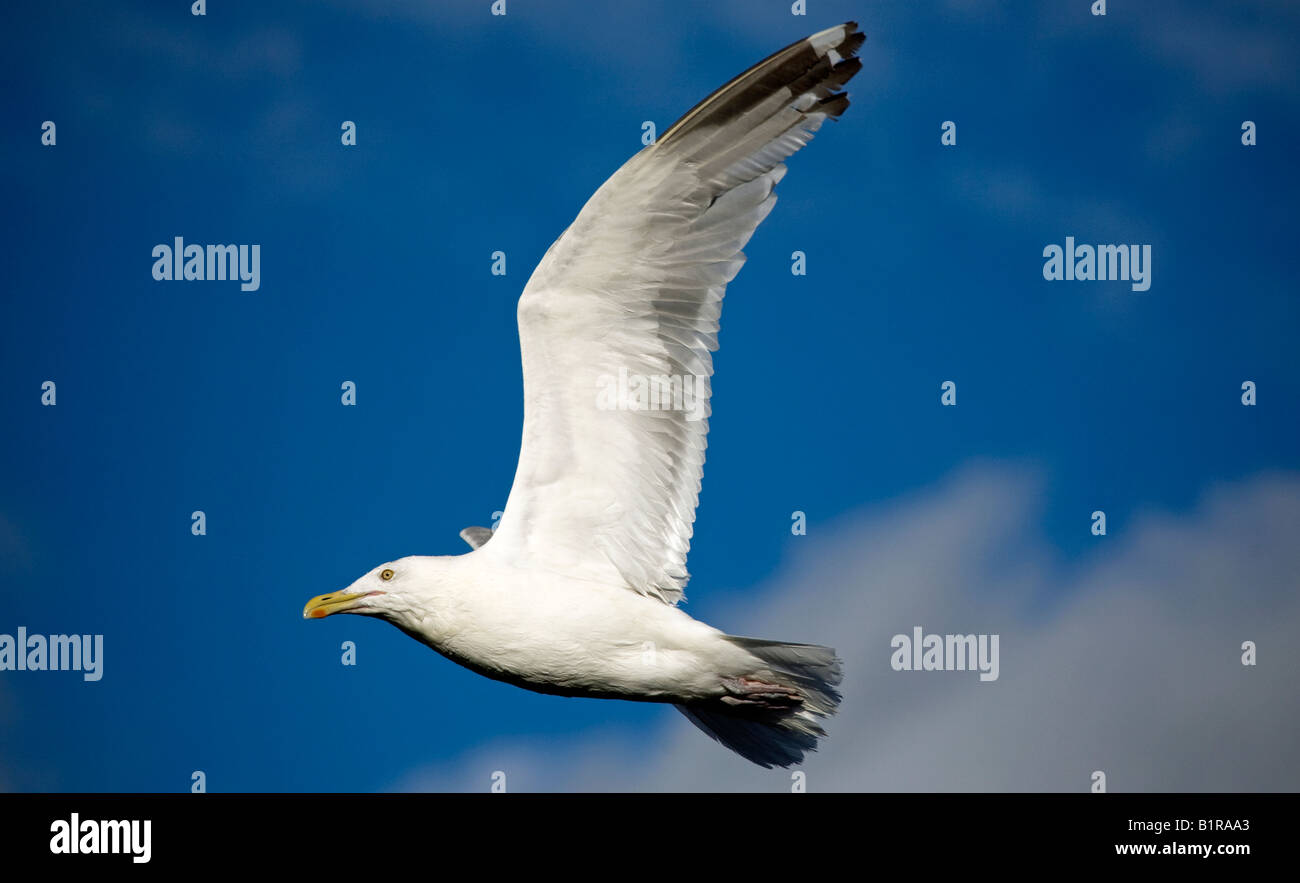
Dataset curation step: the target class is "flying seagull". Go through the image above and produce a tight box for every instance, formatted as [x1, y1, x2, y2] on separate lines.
[304, 22, 864, 768]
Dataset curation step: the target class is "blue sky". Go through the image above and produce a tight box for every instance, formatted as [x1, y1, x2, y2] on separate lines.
[1, 0, 1297, 791]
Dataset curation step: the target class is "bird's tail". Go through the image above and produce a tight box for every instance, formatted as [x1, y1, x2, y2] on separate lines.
[676, 636, 843, 768]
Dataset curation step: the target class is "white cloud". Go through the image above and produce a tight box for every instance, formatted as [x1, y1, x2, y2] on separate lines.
[393, 465, 1300, 791]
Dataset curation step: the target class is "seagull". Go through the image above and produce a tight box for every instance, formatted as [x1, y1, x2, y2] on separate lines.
[304, 22, 864, 768]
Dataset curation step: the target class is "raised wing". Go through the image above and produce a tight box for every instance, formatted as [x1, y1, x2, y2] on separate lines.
[484, 23, 864, 604]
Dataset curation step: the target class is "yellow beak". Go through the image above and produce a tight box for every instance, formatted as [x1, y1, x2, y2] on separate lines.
[302, 591, 369, 619]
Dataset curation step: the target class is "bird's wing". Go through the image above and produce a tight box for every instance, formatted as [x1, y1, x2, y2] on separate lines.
[484, 22, 864, 604]
[459, 526, 494, 550]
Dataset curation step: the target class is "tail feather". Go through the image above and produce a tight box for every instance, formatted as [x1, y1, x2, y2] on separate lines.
[677, 636, 843, 768]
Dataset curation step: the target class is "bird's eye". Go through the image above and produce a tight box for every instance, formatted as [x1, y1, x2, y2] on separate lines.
[380, 568, 394, 581]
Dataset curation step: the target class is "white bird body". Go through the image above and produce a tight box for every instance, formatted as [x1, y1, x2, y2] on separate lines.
[385, 553, 744, 703]
[306, 22, 864, 768]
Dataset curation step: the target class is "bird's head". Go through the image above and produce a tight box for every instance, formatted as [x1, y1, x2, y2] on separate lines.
[302, 558, 418, 623]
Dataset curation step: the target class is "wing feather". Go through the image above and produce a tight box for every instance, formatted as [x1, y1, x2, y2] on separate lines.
[483, 23, 864, 603]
